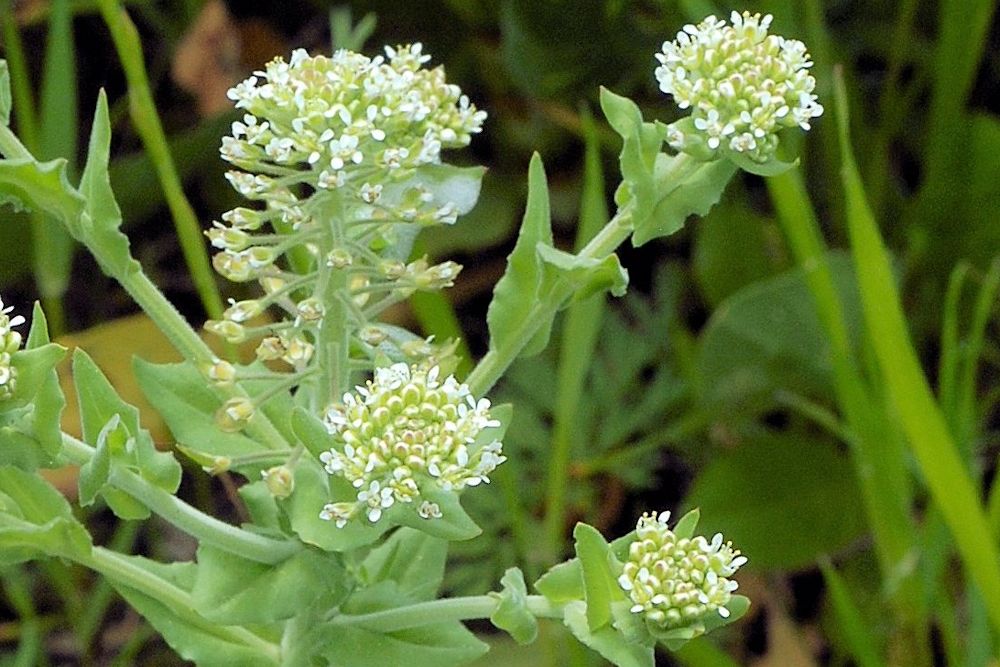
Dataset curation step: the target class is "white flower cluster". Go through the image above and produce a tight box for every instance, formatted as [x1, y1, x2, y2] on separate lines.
[618, 511, 747, 630]
[221, 43, 484, 207]
[318, 363, 505, 527]
[655, 11, 823, 162]
[0, 298, 25, 401]
[204, 45, 481, 376]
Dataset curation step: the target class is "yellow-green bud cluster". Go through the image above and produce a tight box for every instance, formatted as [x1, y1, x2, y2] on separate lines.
[0, 298, 25, 401]
[655, 11, 822, 162]
[319, 363, 505, 526]
[618, 512, 746, 630]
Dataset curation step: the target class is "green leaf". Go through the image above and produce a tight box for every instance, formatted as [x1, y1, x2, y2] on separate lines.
[323, 582, 489, 667]
[685, 431, 864, 569]
[361, 527, 447, 601]
[238, 480, 281, 530]
[291, 406, 332, 461]
[7, 343, 65, 409]
[486, 152, 554, 357]
[819, 559, 882, 667]
[537, 244, 628, 301]
[632, 156, 737, 246]
[0, 465, 91, 564]
[107, 555, 277, 667]
[573, 522, 623, 631]
[563, 600, 654, 667]
[78, 90, 135, 276]
[193, 544, 349, 625]
[534, 559, 585, 603]
[0, 60, 10, 126]
[696, 253, 863, 422]
[134, 359, 267, 467]
[727, 151, 798, 177]
[599, 87, 662, 223]
[0, 157, 84, 226]
[490, 567, 538, 645]
[73, 350, 181, 506]
[671, 508, 700, 541]
[282, 458, 389, 552]
[390, 484, 482, 541]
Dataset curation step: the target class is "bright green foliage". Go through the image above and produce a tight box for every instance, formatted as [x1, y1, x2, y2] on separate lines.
[490, 567, 539, 644]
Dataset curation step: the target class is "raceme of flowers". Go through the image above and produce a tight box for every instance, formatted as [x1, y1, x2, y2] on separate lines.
[618, 511, 747, 630]
[655, 11, 823, 162]
[0, 297, 24, 401]
[319, 363, 505, 527]
[203, 44, 483, 401]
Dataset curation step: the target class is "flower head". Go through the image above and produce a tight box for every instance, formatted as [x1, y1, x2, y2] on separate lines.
[222, 44, 485, 196]
[655, 11, 823, 162]
[0, 297, 25, 400]
[618, 511, 747, 632]
[319, 363, 505, 526]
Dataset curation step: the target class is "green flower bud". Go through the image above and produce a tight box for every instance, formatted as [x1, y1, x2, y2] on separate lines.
[262, 465, 295, 498]
[215, 397, 255, 433]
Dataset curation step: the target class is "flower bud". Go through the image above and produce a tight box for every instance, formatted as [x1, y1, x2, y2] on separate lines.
[359, 326, 388, 346]
[204, 319, 247, 344]
[224, 299, 262, 323]
[215, 397, 255, 432]
[201, 358, 237, 385]
[262, 465, 295, 498]
[256, 336, 285, 361]
[296, 297, 324, 322]
[326, 248, 353, 269]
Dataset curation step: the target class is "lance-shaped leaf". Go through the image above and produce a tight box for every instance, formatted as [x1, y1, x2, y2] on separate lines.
[361, 527, 447, 601]
[0, 60, 10, 126]
[486, 152, 554, 357]
[0, 156, 84, 222]
[77, 90, 135, 276]
[563, 600, 654, 667]
[574, 522, 626, 631]
[600, 87, 663, 223]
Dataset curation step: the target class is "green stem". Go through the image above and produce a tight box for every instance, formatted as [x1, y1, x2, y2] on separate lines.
[329, 594, 562, 632]
[317, 195, 352, 409]
[78, 547, 280, 663]
[95, 0, 224, 320]
[60, 434, 300, 564]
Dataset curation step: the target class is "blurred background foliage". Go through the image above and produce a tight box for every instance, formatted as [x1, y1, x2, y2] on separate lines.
[0, 0, 998, 664]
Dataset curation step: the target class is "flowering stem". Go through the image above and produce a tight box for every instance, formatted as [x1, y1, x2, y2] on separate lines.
[60, 434, 301, 565]
[329, 594, 563, 632]
[317, 196, 352, 409]
[76, 547, 280, 663]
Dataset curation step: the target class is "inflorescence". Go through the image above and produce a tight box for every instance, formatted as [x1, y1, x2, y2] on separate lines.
[655, 11, 823, 162]
[319, 363, 505, 526]
[204, 44, 485, 423]
[618, 511, 746, 631]
[0, 298, 24, 401]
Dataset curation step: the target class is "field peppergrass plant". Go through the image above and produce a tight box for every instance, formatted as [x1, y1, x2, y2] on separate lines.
[0, 1, 998, 665]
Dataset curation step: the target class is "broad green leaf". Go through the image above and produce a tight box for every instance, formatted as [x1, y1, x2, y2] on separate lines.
[73, 350, 180, 495]
[0, 466, 90, 564]
[693, 204, 785, 307]
[238, 480, 281, 530]
[534, 559, 584, 603]
[361, 527, 447, 601]
[107, 555, 277, 667]
[0, 60, 10, 126]
[78, 91, 134, 276]
[727, 151, 798, 177]
[686, 431, 864, 569]
[563, 600, 654, 667]
[323, 582, 489, 667]
[291, 406, 332, 461]
[390, 484, 482, 541]
[536, 244, 628, 301]
[486, 153, 554, 357]
[282, 458, 389, 552]
[193, 544, 349, 625]
[696, 253, 863, 422]
[0, 157, 83, 225]
[632, 156, 737, 246]
[6, 343, 65, 410]
[490, 567, 538, 645]
[134, 359, 267, 466]
[573, 522, 623, 631]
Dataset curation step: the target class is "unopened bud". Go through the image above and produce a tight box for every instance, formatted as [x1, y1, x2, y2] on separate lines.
[360, 326, 388, 346]
[201, 358, 237, 385]
[224, 299, 262, 323]
[216, 397, 255, 432]
[204, 319, 247, 344]
[296, 297, 324, 322]
[327, 248, 353, 269]
[262, 465, 295, 498]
